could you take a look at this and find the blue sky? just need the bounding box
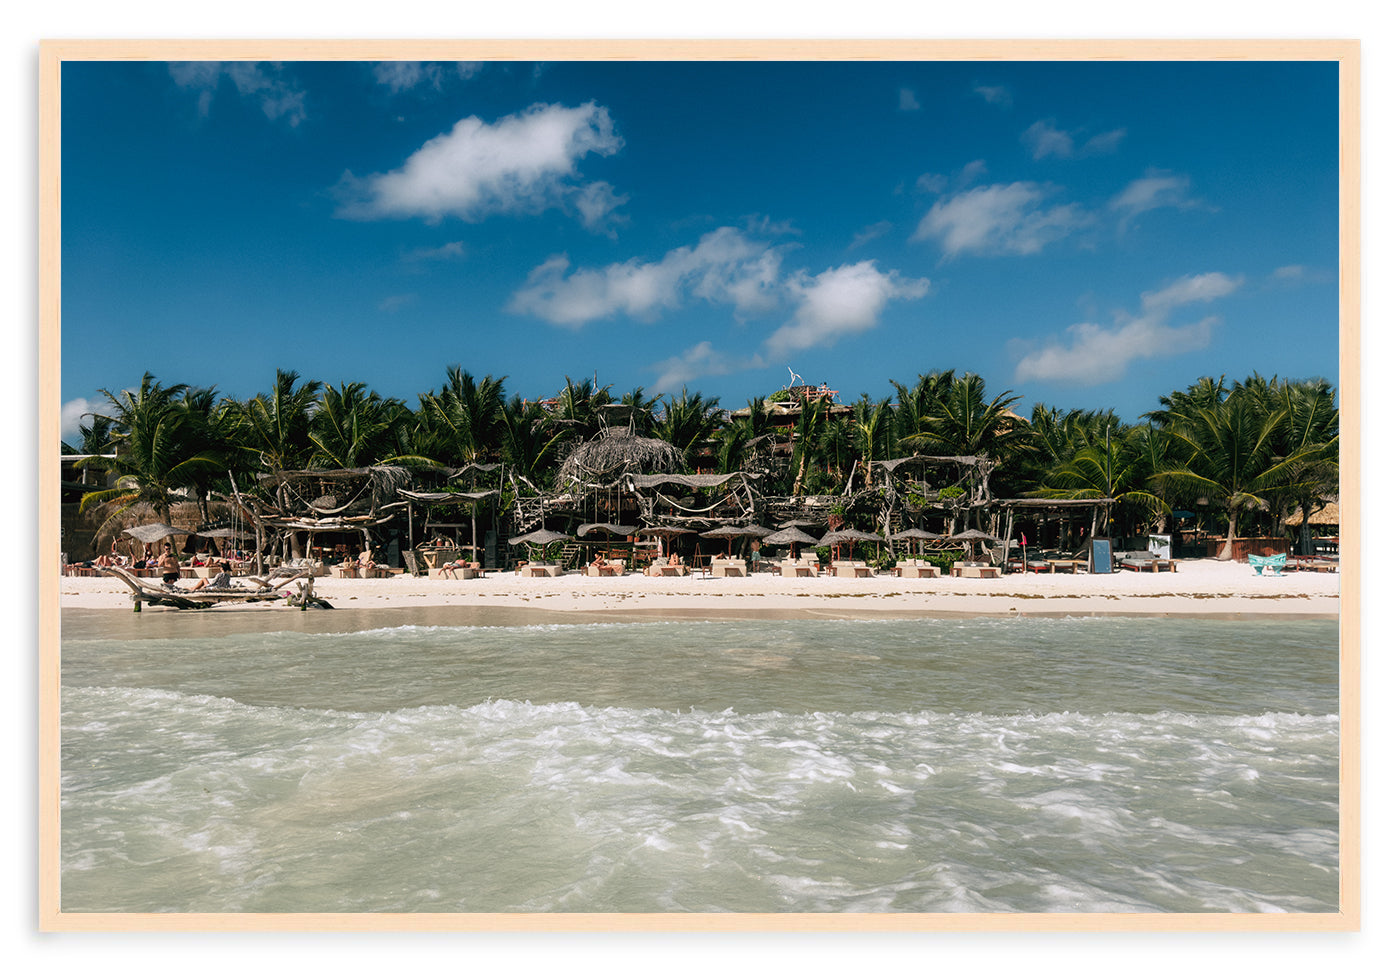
[59,58,1339,442]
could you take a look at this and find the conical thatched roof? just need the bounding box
[559,428,685,482]
[1285,500,1339,527]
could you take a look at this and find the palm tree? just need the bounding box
[789,394,829,495]
[227,369,322,475]
[890,368,955,443]
[499,394,571,484]
[1034,421,1170,536]
[308,382,419,469]
[850,394,893,488]
[417,366,507,465]
[77,372,227,530]
[655,388,724,468]
[1151,387,1327,559]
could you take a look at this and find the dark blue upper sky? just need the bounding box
[60,58,1340,439]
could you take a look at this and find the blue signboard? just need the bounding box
[1090,538,1113,574]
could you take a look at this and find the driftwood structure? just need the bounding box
[99,565,326,611]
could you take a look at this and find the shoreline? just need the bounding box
[57,558,1341,625]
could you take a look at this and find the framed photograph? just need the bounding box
[39,39,1359,931]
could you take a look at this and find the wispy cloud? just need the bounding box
[334,102,625,230]
[898,87,921,112]
[372,61,483,94]
[848,221,892,250]
[168,62,307,127]
[973,84,1012,108]
[765,262,930,357]
[912,181,1092,258]
[651,341,765,392]
[507,227,786,329]
[1108,169,1204,232]
[1022,119,1126,160]
[378,293,416,313]
[402,241,466,262]
[1013,271,1243,384]
[1269,264,1333,286]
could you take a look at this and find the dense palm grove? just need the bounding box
[67,366,1339,557]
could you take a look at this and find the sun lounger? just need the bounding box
[779,562,817,578]
[895,559,940,578]
[522,561,564,577]
[647,562,688,576]
[586,559,627,577]
[952,561,1002,578]
[710,557,748,577]
[1248,553,1286,576]
[831,560,874,578]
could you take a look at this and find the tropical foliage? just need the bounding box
[67,366,1339,556]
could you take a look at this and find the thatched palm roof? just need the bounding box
[559,428,685,482]
[1285,500,1339,527]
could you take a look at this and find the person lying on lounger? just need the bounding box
[190,561,239,591]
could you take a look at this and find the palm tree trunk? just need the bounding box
[1220,508,1239,561]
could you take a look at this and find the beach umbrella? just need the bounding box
[775,518,820,529]
[636,525,695,558]
[508,527,570,560]
[762,525,820,560]
[889,527,942,556]
[123,524,196,544]
[948,528,998,558]
[700,526,756,554]
[815,527,882,562]
[576,522,635,538]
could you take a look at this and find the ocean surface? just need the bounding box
[59,609,1339,914]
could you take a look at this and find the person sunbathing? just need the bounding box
[438,558,469,577]
[190,561,238,591]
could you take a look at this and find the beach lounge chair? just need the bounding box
[895,559,941,578]
[831,560,874,578]
[710,556,748,577]
[1248,553,1287,576]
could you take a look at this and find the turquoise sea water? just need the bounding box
[59,610,1339,913]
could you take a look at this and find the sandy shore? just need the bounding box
[58,558,1341,620]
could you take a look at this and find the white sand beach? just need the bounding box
[58,558,1341,618]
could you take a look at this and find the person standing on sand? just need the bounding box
[157,543,181,586]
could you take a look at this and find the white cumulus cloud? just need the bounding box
[913,181,1092,258]
[335,102,625,229]
[61,396,118,446]
[1013,272,1244,385]
[507,227,786,329]
[765,262,930,357]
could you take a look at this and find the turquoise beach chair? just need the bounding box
[1248,553,1286,576]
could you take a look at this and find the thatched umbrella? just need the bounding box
[948,528,998,558]
[889,527,943,556]
[124,524,196,544]
[816,527,883,563]
[762,525,821,560]
[576,522,635,538]
[508,527,571,561]
[700,524,772,557]
[636,525,695,559]
[775,518,820,529]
